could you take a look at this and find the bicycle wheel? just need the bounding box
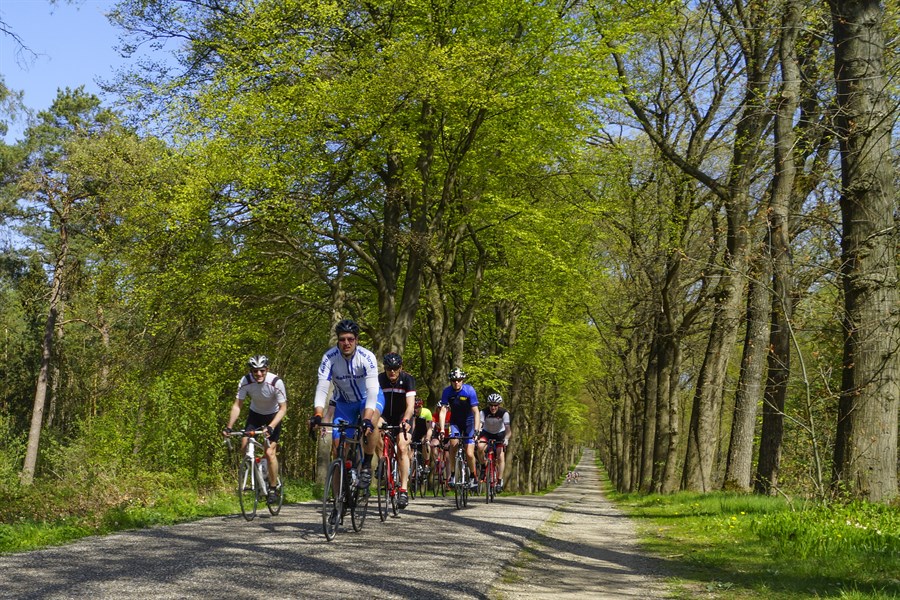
[322,460,342,541]
[409,452,419,499]
[454,458,464,509]
[376,457,389,522]
[389,456,399,516]
[431,458,440,497]
[439,458,448,497]
[267,475,284,515]
[350,473,368,532]
[237,458,258,521]
[461,460,469,508]
[485,458,494,504]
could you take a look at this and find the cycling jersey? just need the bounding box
[378,371,416,425]
[237,372,287,415]
[439,383,479,428]
[480,406,509,435]
[412,407,433,442]
[314,345,381,412]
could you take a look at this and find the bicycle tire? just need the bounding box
[267,475,284,515]
[409,452,419,499]
[323,460,342,541]
[237,458,258,521]
[376,457,389,522]
[389,455,399,516]
[461,457,470,508]
[350,476,368,532]
[454,458,464,509]
[485,457,494,504]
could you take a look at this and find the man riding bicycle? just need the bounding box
[224,355,287,504]
[411,398,434,473]
[477,392,511,492]
[376,352,416,509]
[307,319,384,491]
[438,368,480,490]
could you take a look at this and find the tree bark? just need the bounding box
[829,0,900,502]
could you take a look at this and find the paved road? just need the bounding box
[0,449,670,599]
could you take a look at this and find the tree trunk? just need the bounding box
[724,249,772,492]
[755,0,801,495]
[21,222,69,486]
[829,0,900,502]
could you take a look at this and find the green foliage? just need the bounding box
[613,486,900,599]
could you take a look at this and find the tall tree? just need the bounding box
[829,0,899,502]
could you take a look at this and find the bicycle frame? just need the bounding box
[226,429,282,521]
[317,421,368,541]
[376,424,404,521]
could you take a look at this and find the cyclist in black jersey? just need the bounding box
[377,352,416,509]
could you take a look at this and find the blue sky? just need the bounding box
[1,0,125,141]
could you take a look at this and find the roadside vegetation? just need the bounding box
[606,473,900,599]
[0,473,316,554]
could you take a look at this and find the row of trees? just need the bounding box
[0,0,897,502]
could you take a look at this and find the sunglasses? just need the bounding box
[251,368,267,373]
[338,336,357,343]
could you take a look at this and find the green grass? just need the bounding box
[605,472,900,599]
[0,472,316,554]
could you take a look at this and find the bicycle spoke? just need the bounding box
[238,459,258,521]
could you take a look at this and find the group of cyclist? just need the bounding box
[225,318,512,508]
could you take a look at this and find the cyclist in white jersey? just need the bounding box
[477,392,511,492]
[224,355,287,504]
[308,319,384,490]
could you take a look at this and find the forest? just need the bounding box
[0,0,897,505]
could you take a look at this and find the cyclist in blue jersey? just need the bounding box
[307,319,385,490]
[377,352,416,509]
[438,367,480,491]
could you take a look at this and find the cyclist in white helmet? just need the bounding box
[438,367,480,491]
[307,319,385,491]
[477,392,512,492]
[224,354,288,504]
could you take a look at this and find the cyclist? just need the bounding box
[411,398,434,473]
[224,355,287,504]
[477,392,511,492]
[376,352,416,509]
[307,319,384,491]
[438,368,480,490]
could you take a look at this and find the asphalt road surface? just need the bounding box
[0,449,670,599]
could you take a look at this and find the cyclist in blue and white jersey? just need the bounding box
[307,319,384,490]
[224,354,287,504]
[438,367,480,490]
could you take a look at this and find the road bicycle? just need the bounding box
[225,429,283,521]
[409,441,426,498]
[376,424,405,521]
[316,421,369,541]
[447,434,475,509]
[480,438,501,503]
[430,439,449,498]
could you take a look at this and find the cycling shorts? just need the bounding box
[245,409,282,443]
[449,422,476,445]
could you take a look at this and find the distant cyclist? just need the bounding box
[438,368,480,490]
[411,398,434,473]
[377,352,416,509]
[477,393,511,492]
[224,355,287,504]
[307,319,384,491]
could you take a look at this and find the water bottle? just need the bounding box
[260,457,269,478]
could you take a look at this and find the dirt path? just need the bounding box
[491,448,672,599]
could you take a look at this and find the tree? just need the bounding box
[829,0,899,503]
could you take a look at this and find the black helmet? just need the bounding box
[448,367,467,380]
[248,355,269,369]
[383,352,403,369]
[334,319,360,337]
[487,393,503,405]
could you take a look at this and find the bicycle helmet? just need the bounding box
[448,367,467,380]
[248,355,269,369]
[487,393,503,405]
[383,352,403,369]
[334,319,360,337]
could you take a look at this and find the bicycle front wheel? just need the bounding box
[376,457,389,522]
[238,458,258,521]
[485,459,494,504]
[350,475,368,532]
[323,460,342,541]
[409,452,419,499]
[454,459,464,509]
[268,476,284,515]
